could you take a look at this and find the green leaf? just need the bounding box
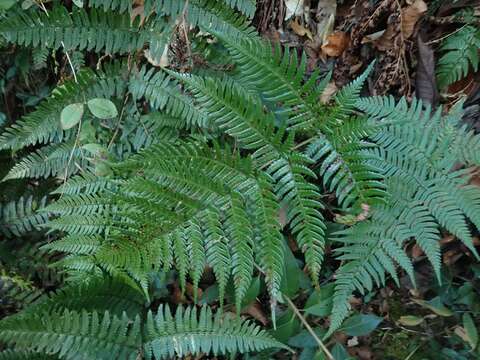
[398,315,424,327]
[288,328,326,348]
[413,297,454,317]
[271,309,301,343]
[81,143,107,157]
[340,314,383,336]
[463,313,478,350]
[304,284,334,317]
[241,277,261,308]
[72,0,84,7]
[60,103,84,130]
[280,241,307,297]
[87,98,118,119]
[331,343,350,360]
[0,0,16,10]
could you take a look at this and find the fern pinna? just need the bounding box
[1,0,480,358]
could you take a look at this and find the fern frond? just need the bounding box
[129,67,209,128]
[0,6,172,59]
[0,66,127,150]
[0,196,48,237]
[27,276,146,317]
[0,350,58,360]
[437,25,480,88]
[202,209,231,305]
[327,95,480,335]
[3,142,89,180]
[211,34,327,130]
[226,193,254,312]
[0,310,140,360]
[143,305,286,359]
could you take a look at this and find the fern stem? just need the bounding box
[284,295,334,360]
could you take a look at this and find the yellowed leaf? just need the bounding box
[398,315,424,326]
[290,19,313,40]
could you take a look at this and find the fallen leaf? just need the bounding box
[411,244,424,258]
[290,19,313,40]
[440,234,455,245]
[401,0,427,39]
[413,297,454,317]
[398,315,424,326]
[320,82,338,104]
[145,44,169,68]
[131,5,146,26]
[284,0,304,20]
[463,313,479,349]
[316,0,337,43]
[361,30,386,44]
[373,24,397,51]
[416,35,439,106]
[455,326,470,343]
[242,302,268,325]
[322,31,350,57]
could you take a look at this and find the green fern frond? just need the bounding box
[0,66,127,150]
[128,67,209,128]
[52,171,114,196]
[0,196,48,237]
[326,95,480,336]
[143,305,286,359]
[3,142,89,181]
[0,310,140,360]
[26,276,146,317]
[0,273,42,309]
[0,6,172,59]
[226,192,254,312]
[211,34,327,130]
[437,25,480,88]
[0,350,58,360]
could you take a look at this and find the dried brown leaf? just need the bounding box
[242,302,268,325]
[416,36,439,106]
[401,0,427,39]
[322,31,350,57]
[290,19,313,40]
[320,82,338,104]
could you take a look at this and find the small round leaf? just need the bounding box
[60,103,84,130]
[87,98,118,119]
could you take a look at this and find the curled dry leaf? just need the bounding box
[401,0,427,39]
[322,31,350,57]
[145,44,169,68]
[290,19,313,40]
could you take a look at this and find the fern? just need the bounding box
[0,7,172,60]
[0,298,284,359]
[3,142,89,180]
[0,65,127,150]
[437,25,480,88]
[3,0,480,355]
[0,196,48,237]
[326,96,480,336]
